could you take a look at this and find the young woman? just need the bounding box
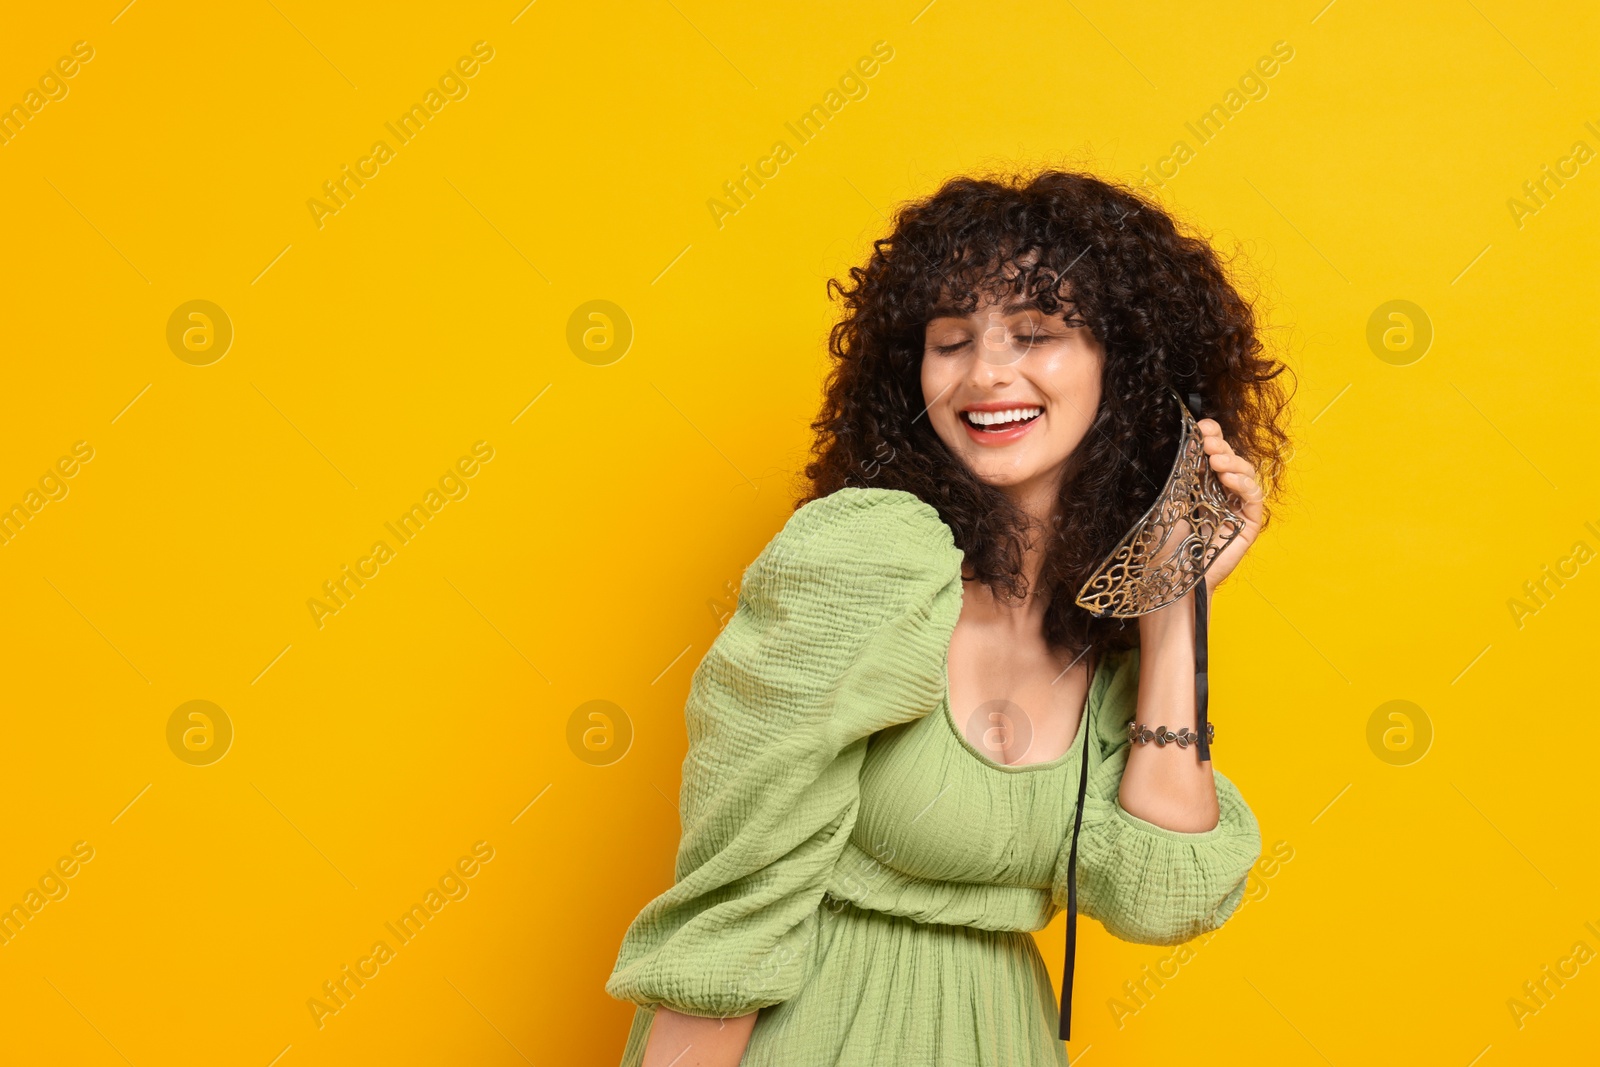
[606,169,1293,1066]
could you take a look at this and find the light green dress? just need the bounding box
[607,487,1261,1065]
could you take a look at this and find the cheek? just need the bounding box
[1036,354,1102,446]
[1037,348,1101,407]
[919,357,958,426]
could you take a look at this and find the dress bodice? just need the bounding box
[827,652,1118,932]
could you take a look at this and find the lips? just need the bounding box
[961,411,1041,432]
[958,406,1043,446]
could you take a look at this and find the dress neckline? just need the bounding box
[939,632,1100,774]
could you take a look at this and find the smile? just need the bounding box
[959,404,1043,444]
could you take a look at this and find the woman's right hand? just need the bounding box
[640,1005,758,1067]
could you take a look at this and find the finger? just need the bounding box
[1219,496,1263,541]
[1211,452,1260,485]
[1218,471,1266,526]
[1209,450,1252,475]
[1219,468,1264,499]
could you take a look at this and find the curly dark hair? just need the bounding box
[798,167,1295,660]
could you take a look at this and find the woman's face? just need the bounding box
[920,289,1106,502]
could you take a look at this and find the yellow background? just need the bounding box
[2,1,1596,1064]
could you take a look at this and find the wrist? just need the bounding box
[1138,589,1195,642]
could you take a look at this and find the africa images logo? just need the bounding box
[306,42,496,230]
[305,841,496,1030]
[306,442,495,629]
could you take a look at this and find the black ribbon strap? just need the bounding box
[1059,686,1094,1041]
[1194,576,1212,763]
[1061,579,1213,1040]
[1185,389,1214,765]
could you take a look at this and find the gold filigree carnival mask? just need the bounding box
[1073,386,1248,761]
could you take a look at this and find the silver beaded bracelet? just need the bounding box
[1128,720,1215,749]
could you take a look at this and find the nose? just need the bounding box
[965,343,1017,390]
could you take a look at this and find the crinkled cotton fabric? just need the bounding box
[606,487,1261,1066]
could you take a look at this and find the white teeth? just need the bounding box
[964,406,1042,426]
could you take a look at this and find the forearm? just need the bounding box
[640,1006,758,1067]
[1118,586,1221,832]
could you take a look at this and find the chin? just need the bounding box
[966,464,1038,488]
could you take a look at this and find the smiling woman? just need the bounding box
[606,167,1294,1067]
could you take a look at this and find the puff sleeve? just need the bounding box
[605,487,965,1018]
[1066,646,1262,945]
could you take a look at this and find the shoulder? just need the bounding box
[749,487,963,596]
[768,487,958,567]
[685,488,964,754]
